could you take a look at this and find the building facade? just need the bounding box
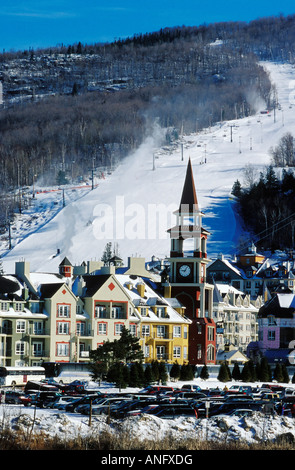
[0,258,191,367]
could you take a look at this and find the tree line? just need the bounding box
[231,165,295,251]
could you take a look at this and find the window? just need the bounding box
[98,323,107,335]
[268,330,275,341]
[173,346,181,358]
[16,320,26,333]
[95,305,107,318]
[207,326,214,341]
[142,325,150,337]
[184,326,188,339]
[57,322,69,335]
[32,342,43,357]
[156,345,166,359]
[183,347,188,360]
[1,302,8,311]
[112,306,123,319]
[16,342,26,355]
[141,307,148,316]
[57,304,70,317]
[157,307,166,318]
[173,326,181,337]
[15,303,23,312]
[268,315,276,326]
[207,344,215,361]
[157,325,166,338]
[56,343,69,357]
[76,322,85,336]
[115,323,124,335]
[129,324,137,336]
[33,321,44,334]
[144,345,150,358]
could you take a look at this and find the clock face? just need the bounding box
[179,264,191,277]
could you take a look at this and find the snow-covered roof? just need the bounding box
[114,274,191,324]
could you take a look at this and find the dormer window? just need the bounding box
[141,307,148,317]
[267,315,276,326]
[157,307,166,318]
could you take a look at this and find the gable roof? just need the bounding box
[39,283,65,299]
[82,274,113,297]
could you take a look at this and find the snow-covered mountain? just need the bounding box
[1,61,294,275]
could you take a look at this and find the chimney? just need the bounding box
[136,282,145,297]
[163,284,171,298]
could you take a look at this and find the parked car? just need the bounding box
[53,396,83,410]
[144,403,197,419]
[180,384,201,392]
[4,390,24,404]
[111,399,158,418]
[208,401,265,417]
[258,392,281,402]
[19,393,38,407]
[172,391,207,400]
[64,394,101,412]
[139,385,174,395]
[226,409,255,417]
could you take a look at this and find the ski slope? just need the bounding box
[2,61,295,275]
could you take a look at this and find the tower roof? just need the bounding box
[179,158,199,213]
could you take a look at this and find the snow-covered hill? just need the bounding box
[1,61,295,275]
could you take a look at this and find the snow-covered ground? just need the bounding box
[1,378,295,446]
[1,61,295,275]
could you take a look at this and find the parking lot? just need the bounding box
[1,381,295,420]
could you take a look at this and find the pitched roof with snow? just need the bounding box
[114,274,191,324]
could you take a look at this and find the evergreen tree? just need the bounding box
[151,360,160,383]
[200,365,209,380]
[101,242,113,264]
[218,363,231,382]
[231,179,242,197]
[231,362,241,381]
[144,364,153,386]
[273,363,284,383]
[258,357,271,382]
[107,362,127,389]
[170,361,181,381]
[281,364,290,384]
[180,364,194,381]
[241,362,252,382]
[248,359,256,382]
[129,363,140,387]
[158,362,168,384]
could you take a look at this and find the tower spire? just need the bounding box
[179,158,199,213]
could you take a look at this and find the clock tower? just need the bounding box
[166,158,216,365]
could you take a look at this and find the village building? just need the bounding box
[0,256,191,367]
[212,282,260,354]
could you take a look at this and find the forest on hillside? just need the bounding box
[1,14,295,231]
[231,165,295,252]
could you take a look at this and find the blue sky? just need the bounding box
[1,0,295,51]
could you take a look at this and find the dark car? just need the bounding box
[145,403,197,419]
[4,390,24,404]
[64,394,101,412]
[32,391,62,408]
[209,400,266,417]
[111,399,159,418]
